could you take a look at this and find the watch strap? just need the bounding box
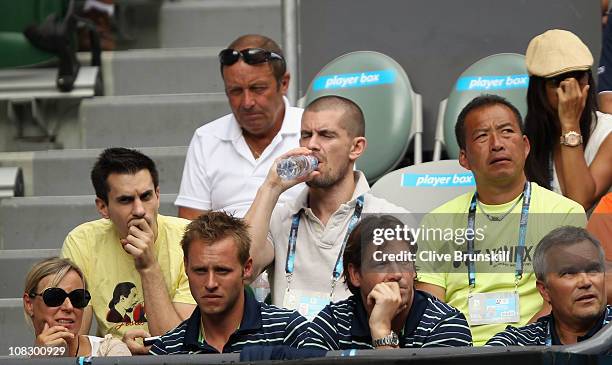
[372,330,399,347]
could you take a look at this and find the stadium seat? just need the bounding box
[302,51,423,183]
[0,0,66,68]
[370,159,475,214]
[433,53,528,160]
[0,167,24,198]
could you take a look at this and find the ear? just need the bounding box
[536,279,551,304]
[349,136,367,162]
[154,186,161,210]
[408,268,417,282]
[242,257,254,281]
[522,134,531,159]
[23,293,34,317]
[279,73,290,95]
[95,197,109,219]
[347,263,362,289]
[458,149,471,170]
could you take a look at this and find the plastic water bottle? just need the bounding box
[252,271,270,302]
[276,155,318,180]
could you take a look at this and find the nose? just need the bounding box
[384,269,403,283]
[577,272,593,289]
[205,273,218,291]
[60,296,74,311]
[306,134,320,151]
[132,198,145,218]
[490,132,504,151]
[241,90,256,110]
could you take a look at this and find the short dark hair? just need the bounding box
[533,226,605,282]
[181,211,251,266]
[305,95,366,138]
[222,34,287,85]
[342,215,417,296]
[455,94,523,150]
[90,148,159,204]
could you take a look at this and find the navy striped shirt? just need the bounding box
[150,290,309,355]
[300,290,472,350]
[486,305,612,346]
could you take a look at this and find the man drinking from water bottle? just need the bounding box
[244,95,407,319]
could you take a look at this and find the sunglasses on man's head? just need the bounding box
[218,48,284,66]
[29,288,91,308]
[546,71,589,88]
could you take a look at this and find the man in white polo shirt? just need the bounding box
[176,34,303,219]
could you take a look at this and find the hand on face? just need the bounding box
[265,147,320,193]
[121,216,156,272]
[366,281,407,338]
[35,322,74,354]
[556,78,589,130]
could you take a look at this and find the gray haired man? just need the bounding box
[486,226,611,346]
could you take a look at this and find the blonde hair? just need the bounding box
[23,257,86,329]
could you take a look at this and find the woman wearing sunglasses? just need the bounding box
[23,257,131,357]
[523,29,612,211]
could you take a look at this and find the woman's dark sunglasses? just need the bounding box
[547,71,589,88]
[29,287,91,308]
[218,48,284,66]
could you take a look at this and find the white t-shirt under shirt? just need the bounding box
[175,97,304,217]
[87,335,131,356]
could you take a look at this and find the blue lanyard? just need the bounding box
[467,182,531,288]
[545,315,611,346]
[285,195,365,284]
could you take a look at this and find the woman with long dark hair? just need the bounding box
[524,29,612,210]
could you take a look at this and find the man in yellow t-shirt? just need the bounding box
[61,148,196,343]
[416,95,586,346]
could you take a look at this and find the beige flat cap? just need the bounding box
[525,29,593,77]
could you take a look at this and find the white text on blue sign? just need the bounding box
[402,173,476,187]
[313,69,396,91]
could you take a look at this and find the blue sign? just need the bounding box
[456,74,529,91]
[402,173,475,187]
[313,69,396,91]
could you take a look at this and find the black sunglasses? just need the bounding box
[29,288,91,308]
[546,70,589,88]
[218,48,284,66]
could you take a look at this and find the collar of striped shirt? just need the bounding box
[350,290,429,340]
[183,289,264,350]
[547,306,610,345]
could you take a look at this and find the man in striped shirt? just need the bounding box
[150,212,309,355]
[300,215,473,350]
[487,226,611,346]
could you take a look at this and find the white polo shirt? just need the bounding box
[175,97,304,217]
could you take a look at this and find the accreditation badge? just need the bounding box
[468,291,520,325]
[282,289,330,320]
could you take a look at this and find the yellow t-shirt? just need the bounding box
[61,214,195,338]
[416,182,586,346]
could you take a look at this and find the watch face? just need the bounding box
[390,331,399,346]
[562,132,582,146]
[567,134,580,145]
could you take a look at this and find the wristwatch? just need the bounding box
[560,131,583,147]
[372,330,399,348]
